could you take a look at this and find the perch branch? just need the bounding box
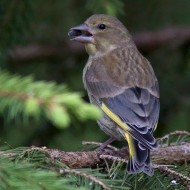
[46,142,190,168]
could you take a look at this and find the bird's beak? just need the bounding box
[68,23,93,43]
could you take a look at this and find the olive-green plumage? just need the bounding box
[68,14,160,176]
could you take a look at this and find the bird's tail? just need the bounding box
[125,134,154,176]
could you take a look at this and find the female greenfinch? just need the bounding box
[68,14,160,176]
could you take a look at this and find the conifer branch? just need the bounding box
[0,72,101,128]
[46,142,190,168]
[0,90,43,103]
[1,131,190,189]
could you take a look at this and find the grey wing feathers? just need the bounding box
[102,87,159,149]
[87,80,125,98]
[103,87,160,132]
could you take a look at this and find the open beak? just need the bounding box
[68,23,93,43]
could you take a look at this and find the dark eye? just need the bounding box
[98,24,106,30]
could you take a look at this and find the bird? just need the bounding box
[68,14,160,176]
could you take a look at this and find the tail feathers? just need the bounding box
[143,152,154,176]
[127,139,154,176]
[129,128,158,150]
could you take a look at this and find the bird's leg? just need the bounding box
[97,137,116,150]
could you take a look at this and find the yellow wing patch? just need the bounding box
[101,102,136,157]
[125,133,136,157]
[101,102,131,132]
[154,122,158,131]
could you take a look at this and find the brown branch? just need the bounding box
[133,27,190,52]
[8,42,84,63]
[45,142,190,185]
[46,143,190,168]
[1,139,190,186]
[7,26,190,63]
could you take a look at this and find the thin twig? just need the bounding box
[154,164,190,185]
[157,131,190,142]
[82,141,118,151]
[61,168,112,190]
[0,90,44,104]
[100,155,127,163]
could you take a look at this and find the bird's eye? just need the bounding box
[98,24,106,30]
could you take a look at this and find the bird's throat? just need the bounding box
[85,42,118,57]
[85,43,97,56]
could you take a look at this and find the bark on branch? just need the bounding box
[8,26,190,63]
[46,143,190,168]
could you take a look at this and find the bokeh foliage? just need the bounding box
[0,0,190,150]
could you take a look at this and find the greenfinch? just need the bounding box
[68,14,160,176]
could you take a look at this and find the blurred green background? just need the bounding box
[0,0,190,151]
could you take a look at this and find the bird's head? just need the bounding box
[68,14,132,55]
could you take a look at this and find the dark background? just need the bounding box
[1,0,190,151]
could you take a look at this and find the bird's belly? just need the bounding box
[97,114,124,140]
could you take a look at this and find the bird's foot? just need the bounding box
[97,137,115,152]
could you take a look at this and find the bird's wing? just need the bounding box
[85,50,159,150]
[87,81,160,149]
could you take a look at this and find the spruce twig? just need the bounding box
[61,168,112,190]
[82,141,119,151]
[154,164,190,186]
[157,131,190,142]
